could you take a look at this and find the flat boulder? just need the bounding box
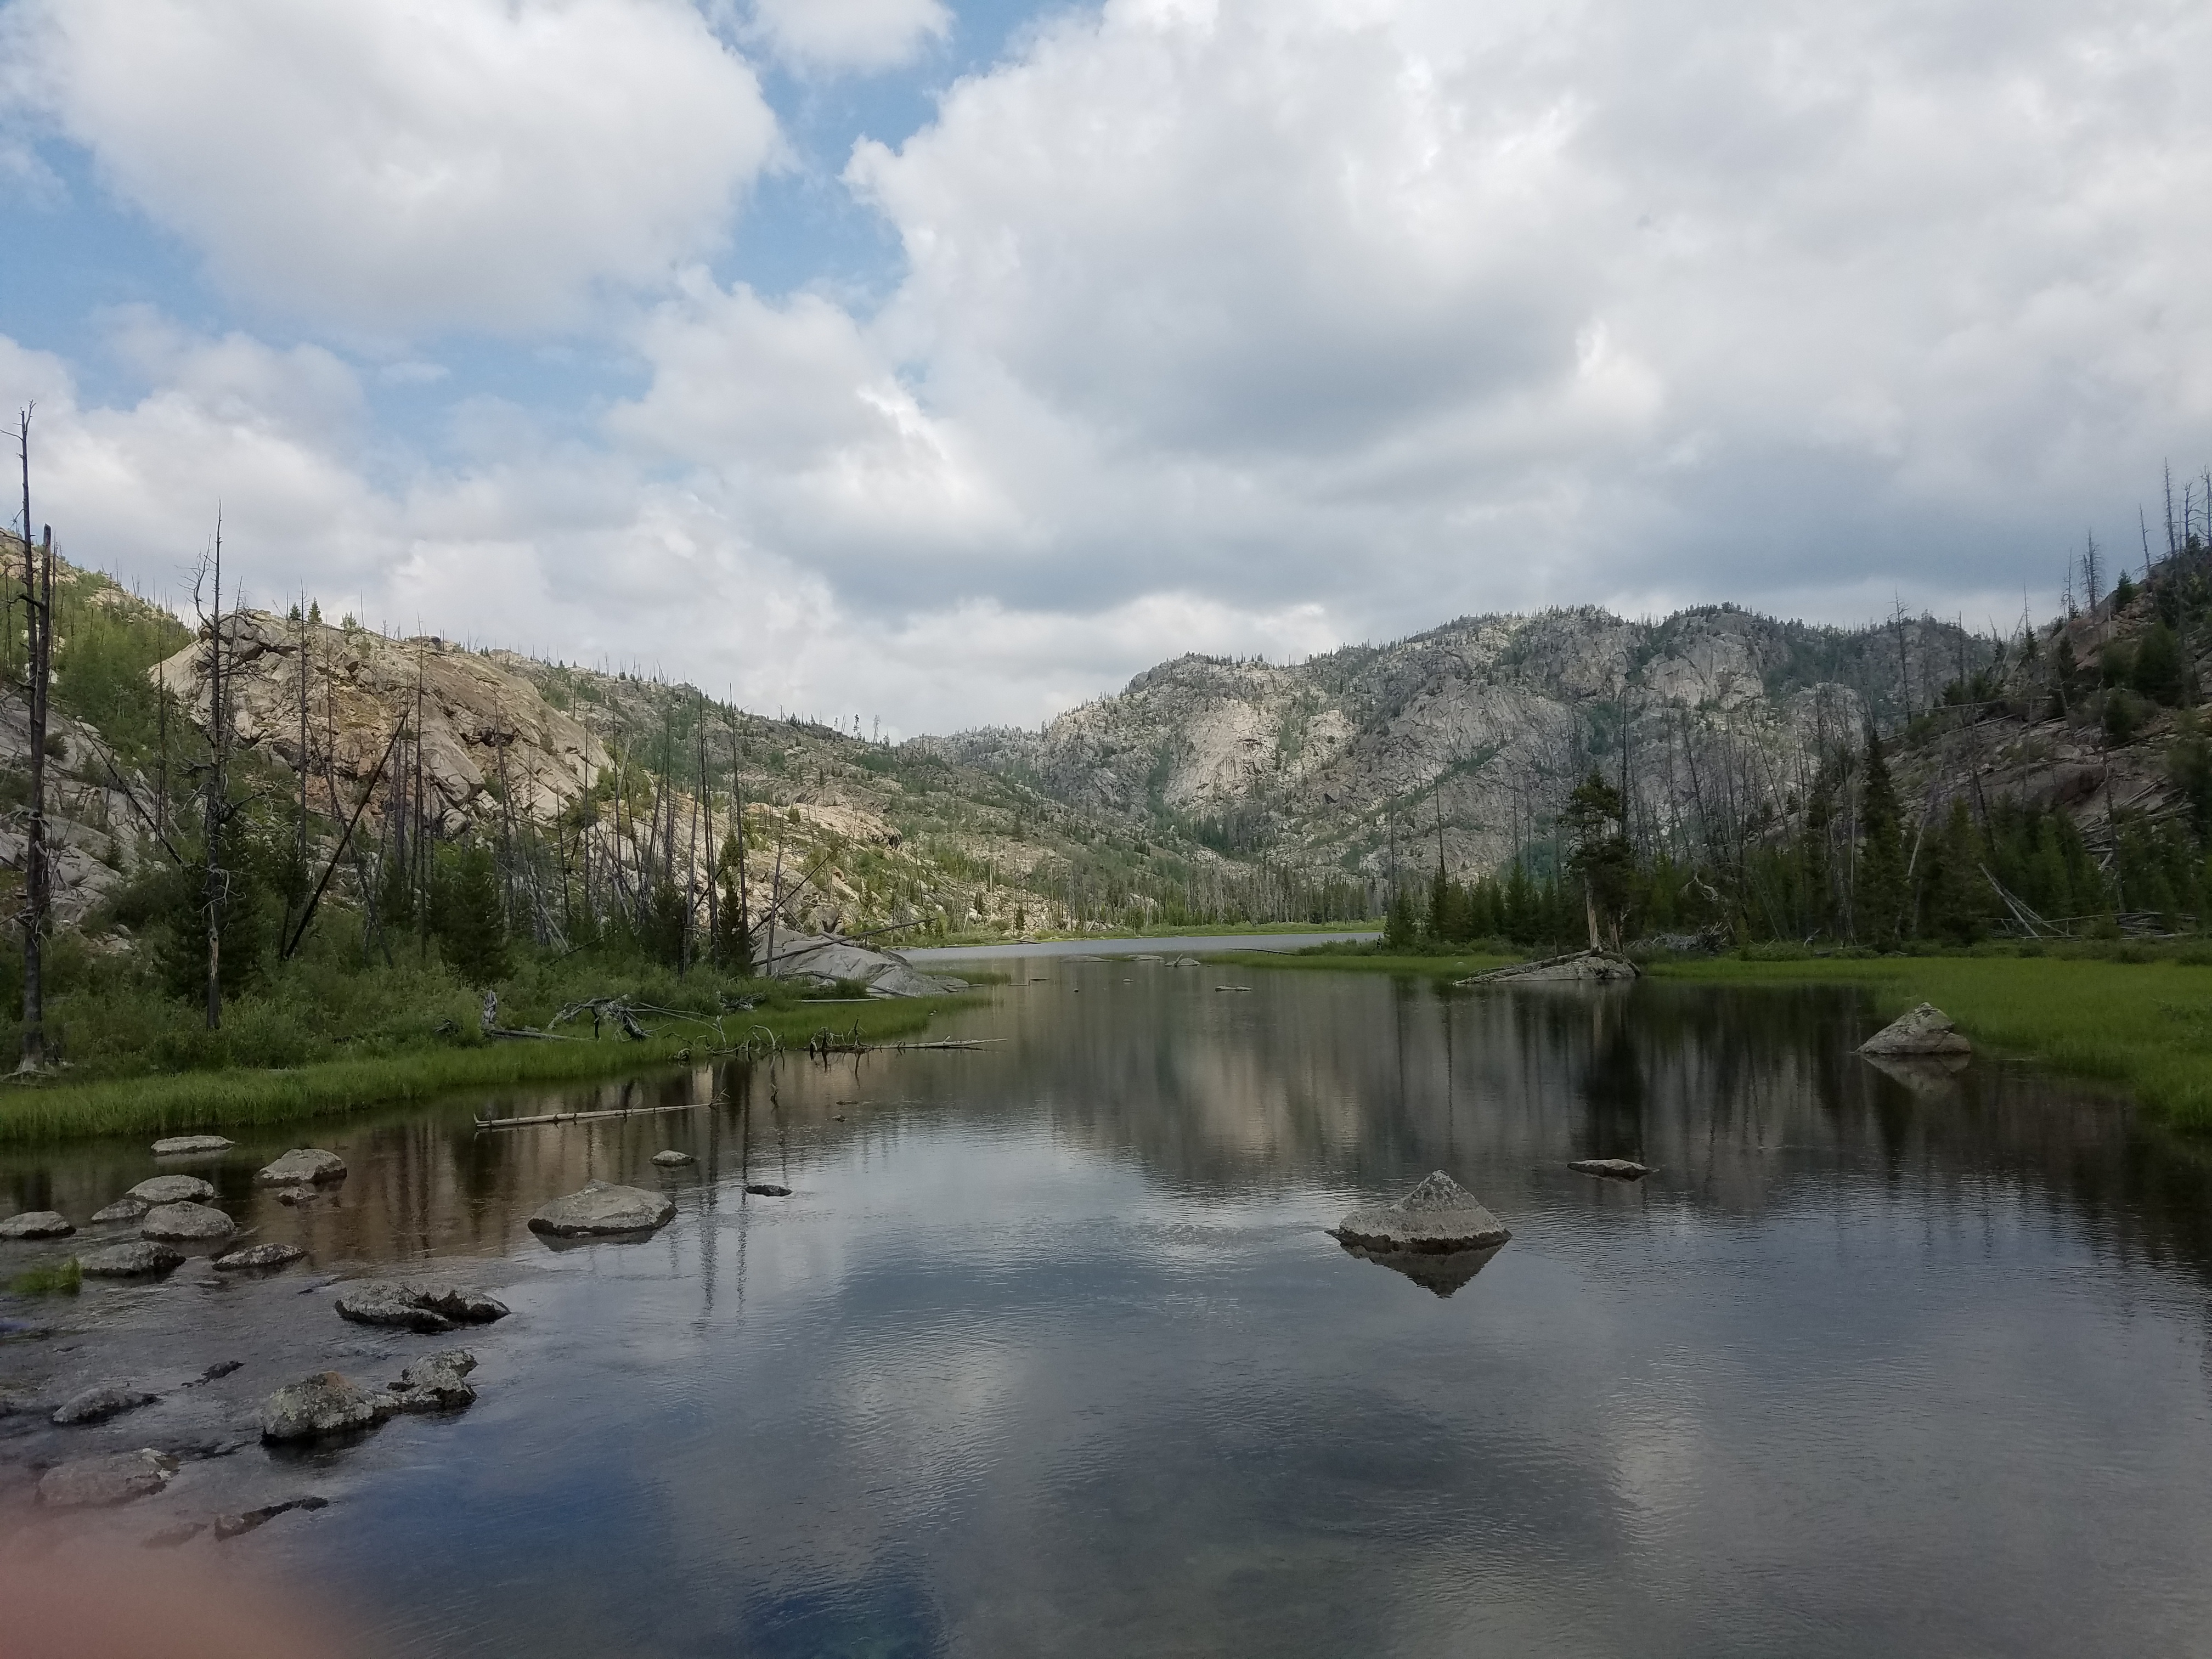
[153,1135,233,1156]
[388,1350,478,1413]
[52,1384,157,1426]
[80,1241,184,1278]
[1,1210,74,1240]
[140,1202,235,1243]
[260,1372,394,1442]
[91,1197,152,1223]
[528,1180,675,1238]
[38,1448,179,1508]
[255,1148,347,1186]
[1332,1171,1511,1254]
[335,1281,509,1333]
[1460,950,1639,985]
[1859,1003,1972,1057]
[763,933,969,998]
[650,1149,696,1167]
[1568,1159,1651,1180]
[213,1242,307,1272]
[128,1174,216,1205]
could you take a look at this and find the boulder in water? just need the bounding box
[213,1496,329,1539]
[255,1148,347,1186]
[1,1210,74,1240]
[1460,950,1639,985]
[140,1201,234,1242]
[51,1384,157,1426]
[651,1149,695,1167]
[37,1448,179,1508]
[1568,1159,1651,1180]
[1332,1171,1511,1253]
[260,1372,394,1442]
[335,1281,508,1332]
[1858,1003,1971,1057]
[91,1197,152,1223]
[388,1350,478,1413]
[153,1135,233,1156]
[79,1241,184,1278]
[213,1242,307,1272]
[128,1174,215,1205]
[528,1180,675,1238]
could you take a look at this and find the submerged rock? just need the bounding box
[142,1520,206,1549]
[79,1240,185,1278]
[1459,950,1639,985]
[91,1197,153,1224]
[743,1183,792,1198]
[1858,1003,1972,1057]
[37,1448,179,1508]
[528,1180,675,1238]
[152,1135,233,1156]
[52,1384,157,1426]
[255,1148,347,1186]
[334,1281,509,1333]
[214,1495,329,1539]
[139,1201,235,1242]
[213,1242,307,1272]
[1,1210,74,1240]
[388,1350,478,1413]
[260,1373,394,1442]
[128,1174,216,1206]
[1568,1159,1651,1180]
[1332,1171,1511,1254]
[650,1149,696,1167]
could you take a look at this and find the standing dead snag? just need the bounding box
[14,407,52,1071]
[195,520,231,1031]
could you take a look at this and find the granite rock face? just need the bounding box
[0,1210,74,1240]
[255,1148,348,1186]
[1858,1003,1972,1057]
[79,1240,185,1277]
[528,1181,676,1238]
[128,1175,216,1205]
[260,1373,394,1442]
[37,1448,179,1507]
[1332,1172,1511,1254]
[139,1202,235,1242]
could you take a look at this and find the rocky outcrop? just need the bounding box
[260,1373,394,1442]
[79,1241,184,1277]
[335,1282,509,1333]
[1859,1003,1972,1057]
[528,1180,676,1238]
[128,1175,215,1205]
[255,1148,347,1186]
[139,1202,235,1242]
[152,1135,233,1156]
[1332,1171,1512,1252]
[761,934,969,997]
[1461,950,1639,985]
[1,1210,74,1239]
[37,1449,179,1507]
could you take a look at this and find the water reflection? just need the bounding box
[4,964,2212,1658]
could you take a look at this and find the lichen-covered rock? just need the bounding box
[212,1242,307,1272]
[152,1135,233,1156]
[91,1197,153,1223]
[1331,1171,1511,1253]
[528,1180,675,1238]
[388,1350,478,1413]
[255,1148,347,1186]
[1568,1159,1651,1180]
[0,1210,74,1240]
[128,1175,216,1205]
[335,1280,508,1332]
[52,1384,157,1426]
[651,1149,695,1167]
[1858,1003,1972,1057]
[260,1372,393,1442]
[37,1448,178,1507]
[79,1240,184,1277]
[139,1201,235,1242]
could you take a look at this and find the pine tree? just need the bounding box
[2132,620,2188,707]
[1854,728,1906,947]
[432,842,510,986]
[1920,800,1988,945]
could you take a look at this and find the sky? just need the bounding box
[0,0,2208,737]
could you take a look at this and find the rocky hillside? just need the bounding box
[930,605,1989,881]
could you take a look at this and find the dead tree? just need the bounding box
[14,408,52,1070]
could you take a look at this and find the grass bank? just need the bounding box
[1214,943,2212,1130]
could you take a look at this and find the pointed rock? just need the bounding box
[1858,1002,1971,1057]
[1332,1171,1511,1253]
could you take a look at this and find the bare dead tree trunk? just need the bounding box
[200,522,227,1031]
[16,405,49,1071]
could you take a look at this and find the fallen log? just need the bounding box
[474,1100,714,1131]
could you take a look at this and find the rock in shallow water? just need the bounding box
[1568,1159,1651,1180]
[335,1281,509,1332]
[139,1201,235,1242]
[128,1174,216,1205]
[528,1180,675,1238]
[1331,1171,1512,1253]
[388,1350,478,1413]
[91,1197,153,1223]
[1858,1002,1972,1057]
[0,1210,74,1240]
[214,1495,329,1539]
[152,1135,233,1156]
[256,1147,347,1186]
[52,1383,157,1425]
[651,1149,695,1167]
[213,1242,306,1272]
[80,1240,184,1278]
[261,1372,394,1441]
[37,1448,179,1507]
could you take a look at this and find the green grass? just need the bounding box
[0,994,951,1145]
[7,1257,81,1295]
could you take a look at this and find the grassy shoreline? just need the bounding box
[0,995,951,1146]
[1210,946,2212,1129]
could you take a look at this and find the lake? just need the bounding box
[5,958,2212,1657]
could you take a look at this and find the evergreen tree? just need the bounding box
[431,841,510,986]
[1562,771,1635,947]
[1385,885,1418,949]
[1855,728,1906,947]
[1919,800,1988,945]
[2132,620,2189,707]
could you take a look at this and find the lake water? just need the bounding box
[6,960,2212,1657]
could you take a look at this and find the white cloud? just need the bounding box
[4,0,777,334]
[744,0,950,74]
